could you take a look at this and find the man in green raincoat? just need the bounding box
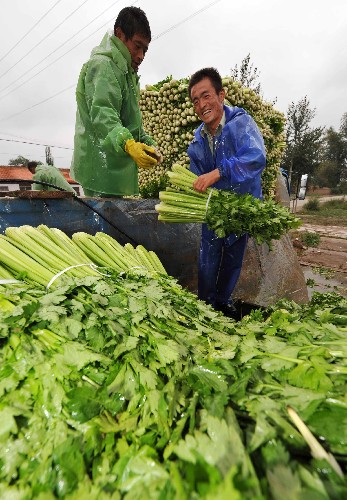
[70,6,160,197]
[28,162,75,193]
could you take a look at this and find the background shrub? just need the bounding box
[303,198,320,211]
[301,231,321,247]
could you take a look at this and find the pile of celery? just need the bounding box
[0,225,166,287]
[156,165,301,243]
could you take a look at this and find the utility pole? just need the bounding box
[45,146,54,166]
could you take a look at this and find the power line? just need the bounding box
[0,131,71,154]
[0,0,222,122]
[0,137,73,150]
[1,0,215,101]
[0,130,43,141]
[0,0,123,97]
[153,0,222,40]
[0,10,126,103]
[0,26,109,102]
[0,153,68,158]
[0,0,64,64]
[0,0,91,81]
[0,84,76,122]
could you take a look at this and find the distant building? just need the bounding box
[0,165,84,196]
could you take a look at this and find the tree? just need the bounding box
[8,155,30,166]
[45,146,54,166]
[8,155,43,167]
[282,96,324,190]
[340,112,347,139]
[338,113,347,181]
[316,114,347,188]
[315,160,341,188]
[230,53,262,95]
[319,127,347,184]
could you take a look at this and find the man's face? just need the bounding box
[116,28,150,72]
[191,77,225,133]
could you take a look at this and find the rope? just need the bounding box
[46,263,110,290]
[205,188,215,217]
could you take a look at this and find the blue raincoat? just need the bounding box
[187,104,266,308]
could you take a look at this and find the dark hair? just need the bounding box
[188,67,223,98]
[27,161,38,172]
[114,7,151,41]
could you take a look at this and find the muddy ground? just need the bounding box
[292,224,347,299]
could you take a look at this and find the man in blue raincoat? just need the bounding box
[187,67,266,316]
[71,7,161,197]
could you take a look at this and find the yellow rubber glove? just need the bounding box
[125,139,158,169]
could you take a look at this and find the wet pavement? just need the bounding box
[293,224,347,298]
[297,224,347,239]
[302,266,347,299]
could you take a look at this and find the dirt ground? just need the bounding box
[292,225,347,299]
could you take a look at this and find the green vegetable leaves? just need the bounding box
[207,190,302,242]
[0,272,346,498]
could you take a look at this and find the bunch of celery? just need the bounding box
[72,231,167,275]
[0,274,346,498]
[156,164,301,243]
[0,225,166,288]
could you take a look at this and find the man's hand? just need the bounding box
[153,148,163,164]
[147,147,164,164]
[125,139,158,169]
[193,169,220,193]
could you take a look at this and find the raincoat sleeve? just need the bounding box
[139,128,156,147]
[83,59,133,153]
[219,114,266,186]
[189,155,200,176]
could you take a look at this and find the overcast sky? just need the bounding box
[0,0,346,168]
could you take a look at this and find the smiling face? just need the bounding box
[191,77,225,134]
[116,28,150,72]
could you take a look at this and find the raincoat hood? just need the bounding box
[32,164,74,192]
[91,33,131,77]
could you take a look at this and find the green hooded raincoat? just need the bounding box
[70,33,154,196]
[32,165,75,192]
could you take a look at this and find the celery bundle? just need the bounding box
[0,225,167,288]
[156,164,301,243]
[72,232,167,275]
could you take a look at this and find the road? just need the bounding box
[291,195,346,211]
[292,194,347,239]
[296,223,347,239]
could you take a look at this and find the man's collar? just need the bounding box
[201,110,226,137]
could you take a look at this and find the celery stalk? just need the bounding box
[0,235,54,286]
